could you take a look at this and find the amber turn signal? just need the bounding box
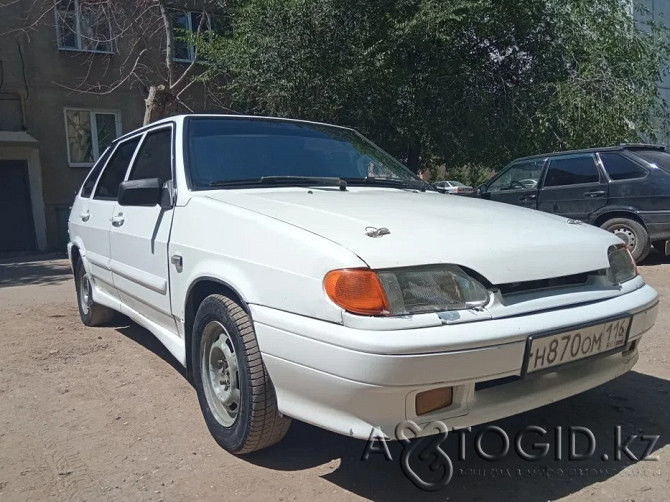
[324,269,390,315]
[415,387,453,416]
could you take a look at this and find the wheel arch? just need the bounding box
[183,277,250,380]
[592,209,646,228]
[70,244,82,272]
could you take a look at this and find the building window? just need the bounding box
[64,109,121,167]
[55,0,113,53]
[172,11,211,62]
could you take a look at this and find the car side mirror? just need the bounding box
[118,178,163,206]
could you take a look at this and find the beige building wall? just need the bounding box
[0,0,215,250]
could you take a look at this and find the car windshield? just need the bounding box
[186,117,419,189]
[449,181,465,187]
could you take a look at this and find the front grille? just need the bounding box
[495,272,589,296]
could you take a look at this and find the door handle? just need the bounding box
[519,194,537,201]
[110,214,125,227]
[584,190,606,198]
[79,210,90,222]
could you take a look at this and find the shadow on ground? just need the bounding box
[0,253,70,288]
[115,315,669,502]
[639,248,670,267]
[251,371,669,501]
[111,318,188,380]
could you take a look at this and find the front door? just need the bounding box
[484,158,546,210]
[0,160,35,252]
[109,126,176,332]
[80,137,142,300]
[537,154,608,221]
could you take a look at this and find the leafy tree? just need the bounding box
[199,0,670,173]
[1,0,227,125]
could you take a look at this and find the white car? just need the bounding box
[433,180,473,194]
[68,115,659,454]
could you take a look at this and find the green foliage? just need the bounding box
[197,0,670,173]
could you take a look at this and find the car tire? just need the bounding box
[192,294,290,454]
[601,218,651,262]
[75,260,117,326]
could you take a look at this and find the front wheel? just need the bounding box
[74,261,116,326]
[192,294,290,454]
[600,218,651,262]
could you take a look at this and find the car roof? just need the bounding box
[510,143,666,163]
[111,113,355,145]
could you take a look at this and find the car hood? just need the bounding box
[204,188,621,284]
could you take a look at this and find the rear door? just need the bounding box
[537,154,608,220]
[485,158,546,209]
[108,125,176,332]
[78,137,141,300]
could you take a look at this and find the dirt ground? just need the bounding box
[0,252,669,502]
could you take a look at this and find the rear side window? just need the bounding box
[94,137,141,200]
[631,150,670,173]
[544,155,600,187]
[129,128,173,182]
[599,153,647,180]
[80,146,113,198]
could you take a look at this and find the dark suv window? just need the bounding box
[544,155,600,187]
[631,149,670,173]
[599,153,647,180]
[94,137,141,200]
[129,128,173,182]
[80,146,113,198]
[488,159,545,191]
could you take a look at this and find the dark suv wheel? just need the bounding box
[601,218,651,262]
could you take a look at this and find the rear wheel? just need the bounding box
[192,294,290,454]
[600,218,651,262]
[74,261,116,326]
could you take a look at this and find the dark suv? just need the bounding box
[479,144,670,261]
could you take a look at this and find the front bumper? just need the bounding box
[251,284,658,440]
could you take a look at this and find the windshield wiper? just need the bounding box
[209,176,347,190]
[344,176,432,192]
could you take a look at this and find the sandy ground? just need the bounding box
[0,252,669,502]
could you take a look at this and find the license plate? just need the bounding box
[523,317,631,375]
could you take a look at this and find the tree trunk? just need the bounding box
[406,136,421,173]
[144,84,173,125]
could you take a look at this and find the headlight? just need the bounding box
[324,265,489,316]
[607,244,637,284]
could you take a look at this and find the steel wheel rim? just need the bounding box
[200,321,240,427]
[79,273,91,315]
[612,226,637,251]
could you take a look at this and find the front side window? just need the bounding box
[129,128,173,183]
[55,0,113,53]
[65,109,121,166]
[488,159,545,191]
[599,153,647,181]
[543,155,600,187]
[94,137,140,200]
[186,118,418,189]
[172,11,211,62]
